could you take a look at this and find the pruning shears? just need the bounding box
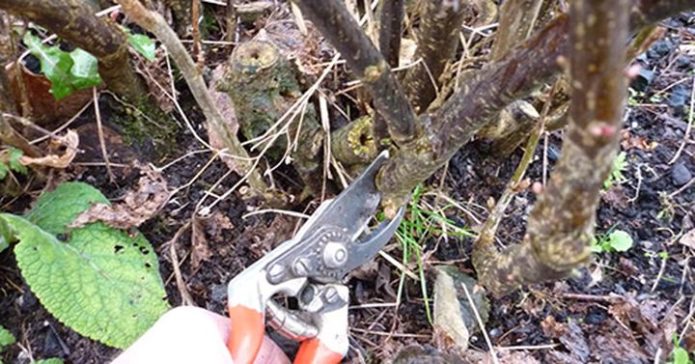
[226,151,404,364]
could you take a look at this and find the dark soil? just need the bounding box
[1,5,694,364]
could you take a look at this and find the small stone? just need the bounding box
[668,85,690,112]
[671,162,692,187]
[675,56,691,70]
[647,39,673,59]
[209,283,227,304]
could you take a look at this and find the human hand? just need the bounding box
[112,306,289,364]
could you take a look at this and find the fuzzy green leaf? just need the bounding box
[2,214,169,348]
[0,182,169,348]
[127,33,156,61]
[68,48,102,89]
[0,325,15,350]
[607,230,633,252]
[24,182,108,236]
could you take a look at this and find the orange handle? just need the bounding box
[227,305,265,364]
[293,338,343,364]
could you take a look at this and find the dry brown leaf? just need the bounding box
[607,295,680,360]
[190,217,210,271]
[541,316,589,364]
[20,130,79,169]
[679,229,695,249]
[590,319,648,363]
[70,165,169,229]
[621,131,658,151]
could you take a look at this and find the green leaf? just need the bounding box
[0,182,169,348]
[608,230,633,252]
[7,148,27,175]
[68,48,102,89]
[23,33,75,100]
[2,214,169,348]
[672,347,691,364]
[127,33,156,61]
[25,182,108,236]
[23,33,102,100]
[0,218,9,253]
[0,163,8,180]
[0,325,15,350]
[35,359,64,364]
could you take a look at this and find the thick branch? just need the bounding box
[474,0,630,295]
[116,0,269,196]
[376,0,695,203]
[401,0,467,114]
[378,0,404,68]
[0,0,146,101]
[291,0,418,144]
[490,0,545,61]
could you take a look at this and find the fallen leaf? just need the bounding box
[621,131,658,151]
[541,316,589,364]
[679,229,695,249]
[20,130,79,169]
[590,319,648,363]
[607,295,680,360]
[190,217,210,271]
[70,165,169,229]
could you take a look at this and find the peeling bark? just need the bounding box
[401,0,467,114]
[473,0,630,296]
[291,0,418,144]
[0,0,146,102]
[378,0,404,68]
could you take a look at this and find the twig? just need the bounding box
[668,77,694,164]
[461,282,499,364]
[92,88,115,183]
[166,222,196,306]
[669,176,695,198]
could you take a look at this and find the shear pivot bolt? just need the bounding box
[324,287,338,303]
[293,258,310,276]
[268,264,285,282]
[323,242,348,268]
